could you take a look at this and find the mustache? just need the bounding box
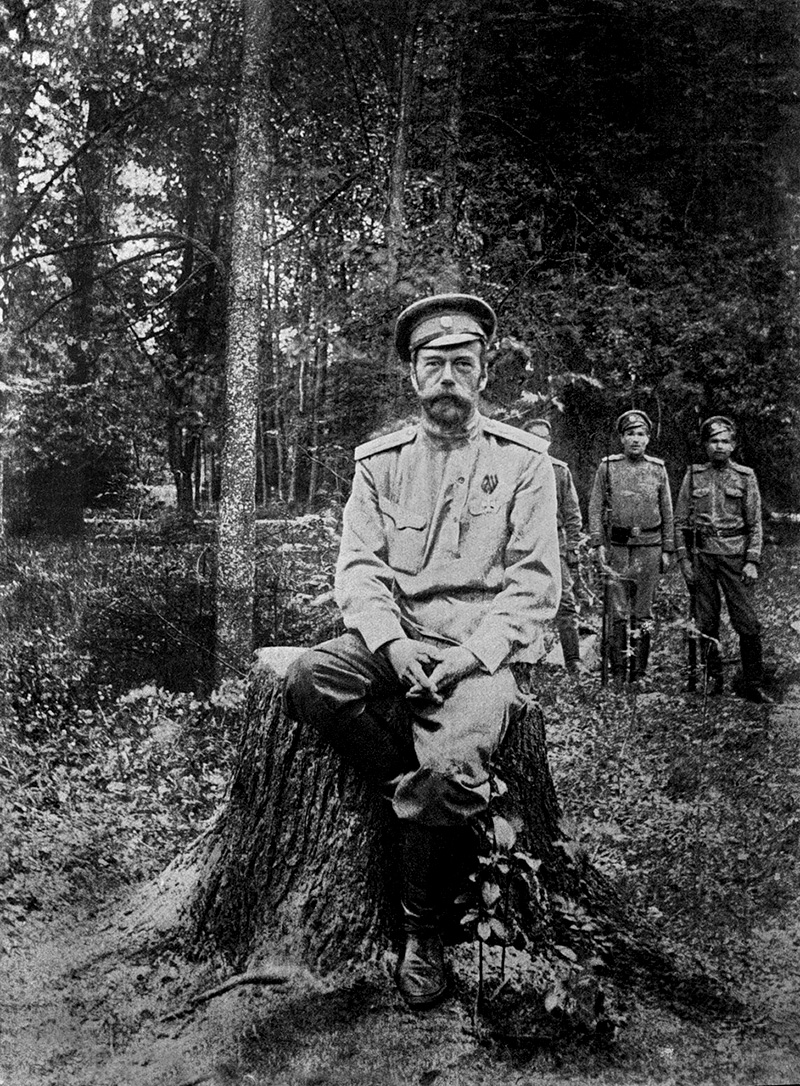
[419,388,472,405]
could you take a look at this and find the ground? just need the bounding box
[2,542,800,1086]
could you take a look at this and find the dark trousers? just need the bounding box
[284,632,523,827]
[694,552,762,683]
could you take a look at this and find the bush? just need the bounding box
[1,680,243,938]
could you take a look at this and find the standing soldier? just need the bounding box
[674,415,770,703]
[588,410,674,683]
[529,418,585,675]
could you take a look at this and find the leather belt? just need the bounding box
[700,526,745,538]
[609,523,662,544]
[683,526,746,547]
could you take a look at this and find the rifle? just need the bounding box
[600,567,611,687]
[599,450,613,686]
[685,461,699,692]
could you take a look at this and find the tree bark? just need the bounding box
[216,0,272,681]
[385,0,420,289]
[184,659,560,973]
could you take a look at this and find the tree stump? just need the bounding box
[126,650,736,1031]
[186,654,562,975]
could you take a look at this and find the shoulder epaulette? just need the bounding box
[693,462,710,472]
[729,460,754,476]
[550,456,568,470]
[644,454,665,465]
[482,417,548,453]
[354,425,417,461]
[603,453,624,463]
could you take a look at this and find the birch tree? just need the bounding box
[216,0,272,680]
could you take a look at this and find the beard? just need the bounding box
[419,389,475,430]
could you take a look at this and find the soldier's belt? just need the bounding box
[609,523,662,544]
[696,526,745,543]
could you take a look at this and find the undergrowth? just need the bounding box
[540,543,800,1048]
[1,532,799,1070]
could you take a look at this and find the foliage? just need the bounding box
[458,776,623,1046]
[2,0,799,526]
[0,680,242,943]
[541,542,800,992]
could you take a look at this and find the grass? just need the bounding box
[1,535,799,1085]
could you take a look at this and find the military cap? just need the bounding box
[394,293,497,363]
[616,409,653,435]
[528,417,552,438]
[700,415,736,442]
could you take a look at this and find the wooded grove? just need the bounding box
[2,0,800,536]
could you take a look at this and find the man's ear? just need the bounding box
[409,361,420,392]
[478,361,489,392]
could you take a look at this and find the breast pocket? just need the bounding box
[723,484,745,514]
[691,485,711,514]
[377,494,427,573]
[465,495,508,568]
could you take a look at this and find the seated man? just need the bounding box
[285,294,560,1010]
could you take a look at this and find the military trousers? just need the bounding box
[284,631,523,827]
[694,552,761,643]
[608,543,661,625]
[556,556,579,625]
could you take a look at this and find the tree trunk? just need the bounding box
[385,0,420,289]
[432,0,470,294]
[215,0,272,681]
[181,659,559,974]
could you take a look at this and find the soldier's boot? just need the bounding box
[310,704,412,797]
[395,823,450,1010]
[633,626,652,680]
[558,620,584,675]
[701,639,724,696]
[609,619,628,681]
[739,634,773,705]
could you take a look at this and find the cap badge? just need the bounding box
[439,315,453,329]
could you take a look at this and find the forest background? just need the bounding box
[3,0,800,540]
[3,1,800,1082]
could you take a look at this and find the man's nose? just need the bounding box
[439,362,457,383]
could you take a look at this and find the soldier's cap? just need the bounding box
[528,417,552,438]
[700,415,736,441]
[616,409,653,435]
[395,293,497,363]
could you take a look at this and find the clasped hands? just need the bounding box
[383,638,480,705]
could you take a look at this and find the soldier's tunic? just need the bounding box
[674,460,762,652]
[588,453,674,623]
[552,457,582,627]
[285,412,560,827]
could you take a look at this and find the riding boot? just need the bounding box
[395,823,450,1009]
[312,704,413,797]
[701,638,723,695]
[739,633,773,704]
[609,619,628,679]
[632,626,651,680]
[558,620,583,674]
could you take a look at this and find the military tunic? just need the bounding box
[588,453,674,623]
[551,457,582,628]
[285,412,561,827]
[674,460,763,651]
